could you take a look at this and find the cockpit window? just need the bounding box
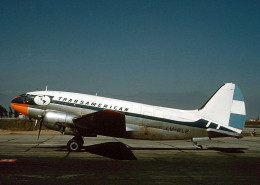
[12,93,36,105]
[24,94,36,104]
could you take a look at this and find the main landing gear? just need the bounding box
[67,136,84,152]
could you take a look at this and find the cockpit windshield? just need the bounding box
[11,94,36,105]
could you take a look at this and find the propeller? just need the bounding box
[38,119,43,140]
[34,119,38,127]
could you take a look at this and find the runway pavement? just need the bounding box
[0,135,260,185]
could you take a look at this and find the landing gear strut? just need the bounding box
[193,141,203,149]
[67,136,84,152]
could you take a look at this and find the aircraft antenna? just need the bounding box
[46,86,48,91]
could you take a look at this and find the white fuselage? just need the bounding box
[26,91,210,140]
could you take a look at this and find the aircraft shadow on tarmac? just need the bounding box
[126,147,247,153]
[37,143,247,160]
[82,142,137,160]
[50,142,137,160]
[206,147,247,153]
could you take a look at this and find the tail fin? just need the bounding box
[198,83,246,132]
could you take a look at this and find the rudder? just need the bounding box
[228,85,246,129]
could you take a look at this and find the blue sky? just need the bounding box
[0,0,259,118]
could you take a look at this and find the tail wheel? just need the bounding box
[193,141,203,150]
[67,139,81,152]
[197,145,203,150]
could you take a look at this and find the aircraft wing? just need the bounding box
[73,110,126,137]
[206,128,242,138]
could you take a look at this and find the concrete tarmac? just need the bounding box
[0,135,260,185]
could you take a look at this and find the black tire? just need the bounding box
[67,139,81,152]
[72,136,84,146]
[197,145,203,150]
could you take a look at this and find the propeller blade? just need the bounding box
[38,119,43,140]
[34,119,38,127]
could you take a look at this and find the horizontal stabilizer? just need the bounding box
[207,128,242,138]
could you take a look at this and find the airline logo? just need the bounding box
[34,95,51,106]
[56,96,130,112]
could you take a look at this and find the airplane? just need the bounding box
[11,83,246,152]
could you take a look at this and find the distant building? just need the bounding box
[18,114,25,119]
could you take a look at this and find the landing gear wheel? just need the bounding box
[193,142,203,150]
[72,136,84,146]
[67,139,81,152]
[196,145,203,150]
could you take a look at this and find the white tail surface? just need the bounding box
[198,83,246,131]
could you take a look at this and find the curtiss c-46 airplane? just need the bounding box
[11,83,246,151]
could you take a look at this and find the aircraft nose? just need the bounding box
[11,96,28,116]
[11,96,25,104]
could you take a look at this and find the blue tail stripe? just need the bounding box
[233,85,244,101]
[229,113,246,129]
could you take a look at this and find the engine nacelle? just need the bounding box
[43,111,77,132]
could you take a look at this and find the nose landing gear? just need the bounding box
[67,136,84,152]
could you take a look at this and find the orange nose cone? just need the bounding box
[11,103,28,116]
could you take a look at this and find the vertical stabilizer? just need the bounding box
[198,83,246,131]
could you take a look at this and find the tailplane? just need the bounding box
[198,83,246,133]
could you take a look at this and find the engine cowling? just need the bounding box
[43,111,77,133]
